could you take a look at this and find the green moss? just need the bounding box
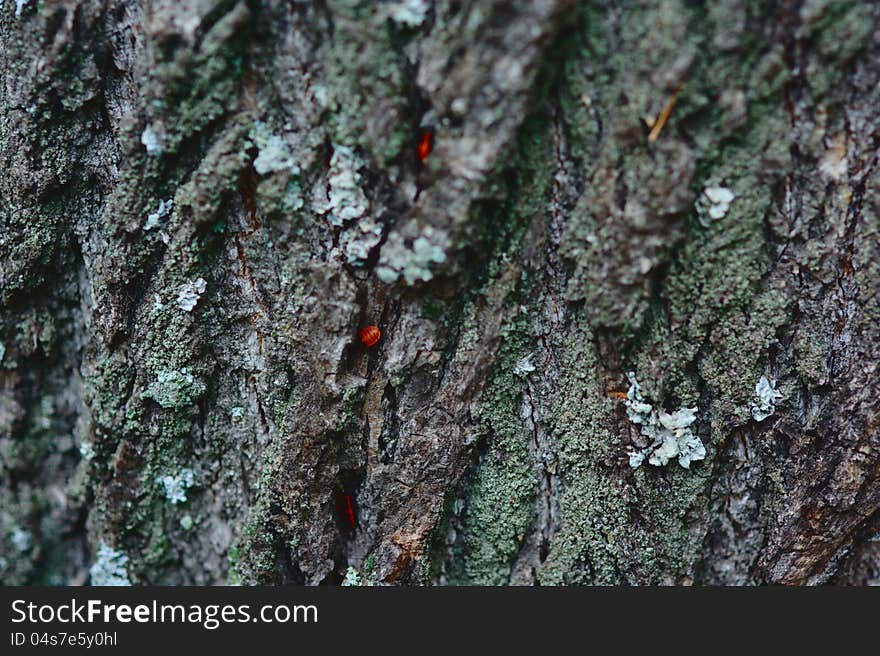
[142,368,206,411]
[445,312,538,584]
[142,2,256,156]
[175,120,253,225]
[536,311,713,585]
[322,11,412,167]
[226,545,242,585]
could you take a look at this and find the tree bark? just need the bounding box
[2,0,879,586]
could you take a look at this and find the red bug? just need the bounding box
[417,130,432,162]
[360,325,381,348]
[342,494,355,529]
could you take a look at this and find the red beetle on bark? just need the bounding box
[360,325,381,348]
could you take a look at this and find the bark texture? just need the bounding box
[2,0,880,586]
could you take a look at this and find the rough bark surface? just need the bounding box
[2,0,879,586]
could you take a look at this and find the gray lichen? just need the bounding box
[513,354,536,378]
[252,123,300,177]
[176,278,207,312]
[386,0,429,27]
[342,217,383,266]
[319,144,368,227]
[751,375,783,421]
[89,541,131,586]
[376,227,449,284]
[144,198,173,231]
[143,368,206,410]
[625,372,706,469]
[78,442,95,460]
[697,184,736,227]
[310,143,382,265]
[140,125,163,155]
[341,566,362,586]
[157,468,195,505]
[10,528,32,552]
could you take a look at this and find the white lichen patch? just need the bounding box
[89,541,131,586]
[157,468,195,505]
[14,0,29,18]
[11,528,32,551]
[144,198,173,231]
[310,144,380,265]
[176,278,207,312]
[180,515,194,531]
[141,125,163,155]
[819,133,848,181]
[386,0,429,27]
[283,179,305,212]
[321,144,369,227]
[376,227,449,285]
[513,354,536,378]
[341,566,362,586]
[0,341,5,364]
[342,218,383,265]
[625,372,706,469]
[751,375,783,421]
[78,442,95,461]
[230,406,245,422]
[252,123,300,177]
[697,184,735,226]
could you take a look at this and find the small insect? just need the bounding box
[342,494,355,529]
[417,129,432,162]
[360,325,381,348]
[607,390,629,400]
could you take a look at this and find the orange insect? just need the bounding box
[360,325,381,348]
[417,130,432,162]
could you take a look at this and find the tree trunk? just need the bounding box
[2,0,879,586]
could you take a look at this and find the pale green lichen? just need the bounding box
[376,227,449,284]
[78,442,95,460]
[320,144,368,226]
[625,372,705,470]
[751,375,783,421]
[512,354,536,378]
[156,468,195,504]
[142,368,206,410]
[140,125,163,155]
[309,143,383,264]
[10,528,32,552]
[386,0,429,27]
[89,541,131,586]
[144,198,173,231]
[175,278,206,312]
[341,566,362,586]
[252,123,300,177]
[697,184,735,226]
[321,13,410,165]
